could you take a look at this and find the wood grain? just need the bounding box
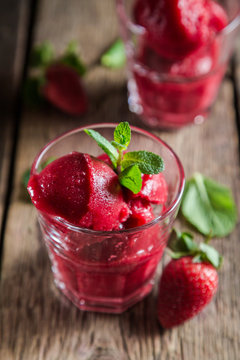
[1,0,240,359]
[0,0,30,236]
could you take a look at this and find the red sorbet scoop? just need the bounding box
[134,0,227,60]
[28,152,129,231]
[127,173,168,204]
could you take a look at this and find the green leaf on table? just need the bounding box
[21,168,31,188]
[181,173,237,237]
[23,76,46,107]
[101,39,126,69]
[119,164,142,194]
[84,129,119,168]
[30,42,54,68]
[60,41,86,76]
[113,122,131,150]
[122,151,164,174]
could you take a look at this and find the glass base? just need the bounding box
[54,276,154,314]
[127,78,209,129]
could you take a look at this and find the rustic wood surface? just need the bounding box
[1,1,240,359]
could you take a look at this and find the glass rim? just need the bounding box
[116,0,240,82]
[31,123,185,235]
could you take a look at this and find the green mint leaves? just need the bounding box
[101,39,126,69]
[84,122,164,194]
[168,229,223,270]
[181,173,237,237]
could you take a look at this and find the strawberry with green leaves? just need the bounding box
[25,42,88,115]
[157,230,222,328]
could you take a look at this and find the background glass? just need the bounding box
[116,0,240,129]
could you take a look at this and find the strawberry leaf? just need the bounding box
[60,41,86,76]
[30,42,54,68]
[23,76,46,107]
[199,243,223,269]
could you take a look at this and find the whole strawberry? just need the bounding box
[157,230,222,328]
[25,42,88,115]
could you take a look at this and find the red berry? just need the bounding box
[157,256,218,328]
[43,64,88,115]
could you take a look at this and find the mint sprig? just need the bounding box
[181,173,237,237]
[84,122,164,194]
[168,229,222,269]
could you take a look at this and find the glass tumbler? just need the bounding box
[116,0,240,129]
[30,124,185,313]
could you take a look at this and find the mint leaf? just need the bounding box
[84,129,119,168]
[181,173,237,237]
[101,39,126,69]
[122,151,164,174]
[119,165,142,194]
[30,42,54,68]
[60,41,86,76]
[114,122,131,149]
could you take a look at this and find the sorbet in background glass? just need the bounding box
[117,0,240,128]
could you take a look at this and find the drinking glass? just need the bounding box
[30,124,185,313]
[116,0,240,128]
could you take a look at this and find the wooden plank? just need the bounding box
[1,1,240,359]
[0,0,29,236]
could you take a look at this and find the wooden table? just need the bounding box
[1,1,240,359]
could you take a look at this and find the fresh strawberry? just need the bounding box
[157,230,222,328]
[43,63,88,115]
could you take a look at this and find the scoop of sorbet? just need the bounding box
[27,152,129,231]
[134,0,228,60]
